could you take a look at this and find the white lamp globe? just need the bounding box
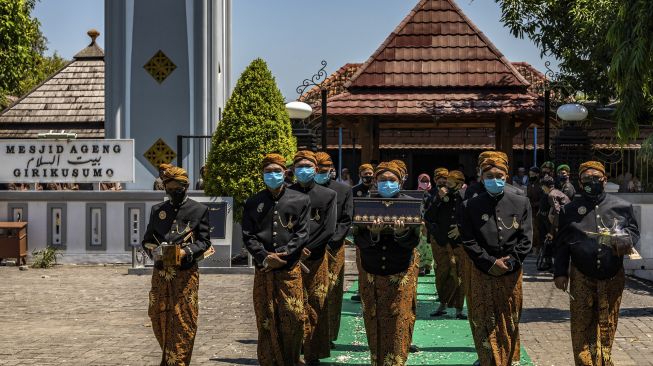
[556,103,588,121]
[285,101,313,120]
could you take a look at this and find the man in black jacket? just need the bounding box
[554,161,639,366]
[556,164,576,201]
[314,152,353,348]
[424,170,467,319]
[289,150,337,365]
[142,165,211,366]
[352,163,374,198]
[242,153,311,366]
[351,163,375,303]
[461,155,532,366]
[354,161,421,364]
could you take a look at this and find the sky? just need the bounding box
[34,0,555,100]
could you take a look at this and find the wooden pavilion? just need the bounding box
[301,0,544,182]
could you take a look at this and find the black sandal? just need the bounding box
[456,313,468,320]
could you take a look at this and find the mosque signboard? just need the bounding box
[0,139,134,183]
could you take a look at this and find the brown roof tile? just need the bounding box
[346,0,530,89]
[327,90,541,117]
[298,63,362,106]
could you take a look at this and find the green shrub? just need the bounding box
[31,247,62,268]
[204,58,296,221]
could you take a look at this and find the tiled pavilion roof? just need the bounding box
[0,30,104,138]
[316,0,542,119]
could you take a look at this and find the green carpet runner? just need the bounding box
[322,273,533,365]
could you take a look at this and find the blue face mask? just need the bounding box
[377,180,400,198]
[314,172,330,185]
[263,172,284,190]
[295,167,316,184]
[484,178,506,195]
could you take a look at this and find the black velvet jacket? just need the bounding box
[461,190,533,274]
[424,190,464,247]
[554,193,639,280]
[143,198,212,270]
[289,181,337,260]
[352,182,372,198]
[242,187,310,270]
[320,179,353,250]
[354,193,420,275]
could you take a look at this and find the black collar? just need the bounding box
[266,186,286,200]
[296,181,315,192]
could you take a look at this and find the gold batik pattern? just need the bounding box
[360,251,419,366]
[253,264,305,366]
[467,264,523,366]
[148,264,199,366]
[327,245,346,342]
[302,255,331,361]
[570,265,625,366]
[431,240,465,309]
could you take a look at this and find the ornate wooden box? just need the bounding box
[369,190,426,199]
[161,243,181,267]
[353,197,423,226]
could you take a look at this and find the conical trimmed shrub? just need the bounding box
[204,58,296,221]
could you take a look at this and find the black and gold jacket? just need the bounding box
[289,181,337,260]
[554,193,639,280]
[242,187,310,270]
[423,190,464,247]
[352,182,372,198]
[353,193,420,276]
[461,191,533,274]
[143,198,211,270]
[321,179,353,250]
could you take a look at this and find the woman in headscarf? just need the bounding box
[354,161,420,366]
[417,173,431,191]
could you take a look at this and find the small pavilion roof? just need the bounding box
[0,30,105,138]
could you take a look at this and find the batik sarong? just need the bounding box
[569,265,625,366]
[431,241,465,309]
[327,245,345,342]
[302,255,331,361]
[253,264,305,366]
[467,264,523,366]
[417,233,433,269]
[359,252,419,366]
[148,264,199,366]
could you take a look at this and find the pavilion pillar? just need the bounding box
[495,116,514,168]
[371,117,380,162]
[358,117,380,164]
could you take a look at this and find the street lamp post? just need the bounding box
[285,101,315,151]
[296,60,329,152]
[556,103,588,121]
[543,61,580,162]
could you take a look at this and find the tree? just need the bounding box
[204,58,296,221]
[0,0,48,108]
[495,0,653,142]
[496,0,616,101]
[607,0,653,141]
